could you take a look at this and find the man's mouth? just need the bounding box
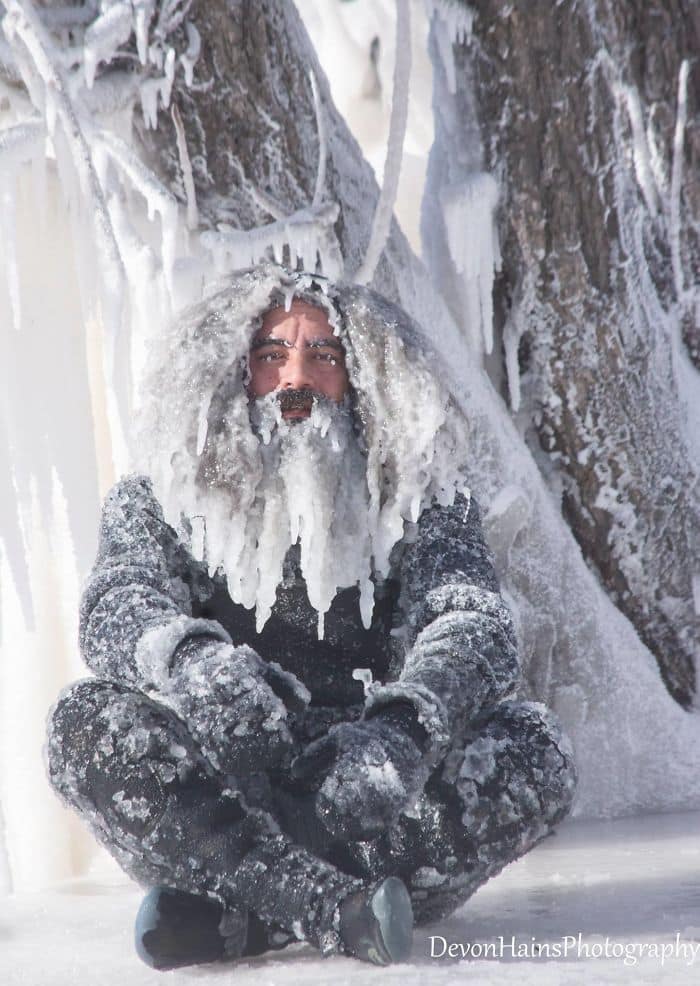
[277,389,317,418]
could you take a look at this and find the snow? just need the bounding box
[3,811,700,984]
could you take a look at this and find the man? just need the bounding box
[46,264,577,969]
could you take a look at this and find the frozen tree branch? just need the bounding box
[310,69,327,210]
[353,0,411,285]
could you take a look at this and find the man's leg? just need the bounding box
[46,678,411,963]
[313,700,577,924]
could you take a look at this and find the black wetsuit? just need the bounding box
[46,474,577,942]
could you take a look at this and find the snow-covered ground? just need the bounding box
[3,810,699,985]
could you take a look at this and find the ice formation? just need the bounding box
[440,173,501,354]
[136,264,470,637]
[424,0,474,95]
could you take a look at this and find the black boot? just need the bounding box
[134,886,293,970]
[338,877,413,965]
[134,887,242,970]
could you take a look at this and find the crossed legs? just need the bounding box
[46,680,576,952]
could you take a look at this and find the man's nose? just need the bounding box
[279,351,311,390]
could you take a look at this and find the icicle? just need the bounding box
[0,124,47,330]
[161,47,176,109]
[132,0,155,66]
[171,103,198,232]
[425,0,474,94]
[0,177,22,331]
[310,70,327,209]
[353,0,411,285]
[83,2,133,90]
[139,77,160,129]
[670,59,689,303]
[2,0,127,393]
[283,280,296,312]
[440,172,501,354]
[619,82,660,217]
[195,394,211,456]
[180,22,200,87]
[200,202,341,279]
[93,127,180,293]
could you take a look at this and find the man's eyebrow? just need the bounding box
[250,336,345,352]
[250,336,290,351]
[306,337,345,352]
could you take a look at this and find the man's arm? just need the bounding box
[79,474,307,774]
[79,474,229,688]
[364,490,520,763]
[291,489,520,840]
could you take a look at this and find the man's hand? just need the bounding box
[290,712,428,841]
[165,640,309,776]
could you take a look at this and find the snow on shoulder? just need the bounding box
[135,263,470,636]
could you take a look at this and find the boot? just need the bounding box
[338,876,414,965]
[134,886,293,970]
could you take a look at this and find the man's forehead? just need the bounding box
[260,299,332,331]
[252,299,342,348]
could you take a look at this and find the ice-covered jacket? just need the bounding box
[80,472,520,767]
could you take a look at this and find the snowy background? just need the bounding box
[0,0,698,980]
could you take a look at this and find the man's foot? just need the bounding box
[134,886,293,970]
[135,886,234,970]
[338,877,414,965]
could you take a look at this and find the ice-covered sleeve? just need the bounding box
[364,490,520,762]
[79,474,231,688]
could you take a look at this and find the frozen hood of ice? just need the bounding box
[135,263,470,634]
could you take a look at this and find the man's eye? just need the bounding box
[314,353,339,365]
[259,351,284,362]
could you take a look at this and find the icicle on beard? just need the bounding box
[244,390,375,639]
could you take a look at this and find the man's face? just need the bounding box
[247,300,349,420]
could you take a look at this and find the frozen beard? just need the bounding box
[240,391,374,637]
